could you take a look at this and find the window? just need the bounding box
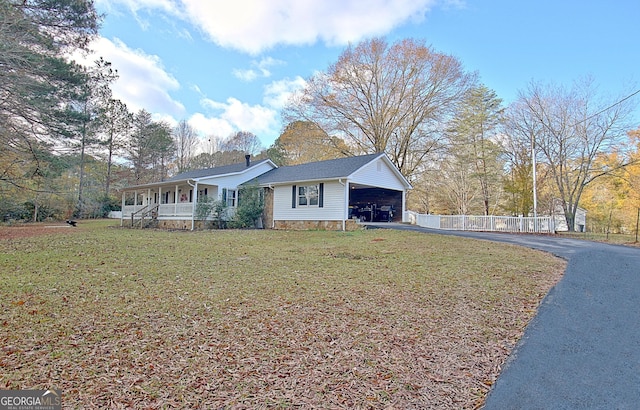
[225,189,237,207]
[298,185,319,207]
[292,184,324,208]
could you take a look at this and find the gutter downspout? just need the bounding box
[187,179,197,231]
[339,179,347,231]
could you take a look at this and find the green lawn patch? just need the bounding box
[0,220,564,409]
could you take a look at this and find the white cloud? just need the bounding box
[190,97,280,145]
[101,0,438,54]
[185,77,307,146]
[232,68,259,82]
[96,0,180,17]
[152,113,179,128]
[203,97,278,133]
[188,112,235,139]
[72,37,185,116]
[264,76,307,109]
[233,56,285,82]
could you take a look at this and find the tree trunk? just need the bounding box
[105,130,114,197]
[565,211,575,232]
[32,192,39,223]
[77,110,88,217]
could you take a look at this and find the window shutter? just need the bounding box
[319,183,324,208]
[292,185,297,208]
[222,188,227,203]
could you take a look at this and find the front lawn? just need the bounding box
[0,220,564,408]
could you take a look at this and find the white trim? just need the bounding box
[188,179,197,231]
[121,159,278,191]
[341,179,349,231]
[296,184,320,207]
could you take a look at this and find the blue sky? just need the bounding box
[78,0,640,150]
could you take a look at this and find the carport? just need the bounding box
[348,183,403,222]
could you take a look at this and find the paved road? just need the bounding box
[365,223,640,409]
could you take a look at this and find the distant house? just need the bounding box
[120,155,277,230]
[120,153,412,231]
[551,203,587,232]
[253,153,412,230]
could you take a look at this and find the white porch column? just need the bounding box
[147,188,151,205]
[134,191,138,213]
[191,182,198,231]
[121,191,125,227]
[174,184,179,215]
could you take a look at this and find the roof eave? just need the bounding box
[122,159,277,191]
[257,176,347,187]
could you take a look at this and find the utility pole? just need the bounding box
[531,132,537,218]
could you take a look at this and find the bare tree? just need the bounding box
[274,121,350,165]
[220,131,263,156]
[514,78,637,230]
[436,153,479,214]
[285,37,476,179]
[174,119,198,173]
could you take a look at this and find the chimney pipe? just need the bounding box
[245,154,251,167]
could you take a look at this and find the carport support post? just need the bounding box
[402,190,407,223]
[342,179,349,231]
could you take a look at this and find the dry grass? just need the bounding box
[557,231,640,247]
[0,220,565,409]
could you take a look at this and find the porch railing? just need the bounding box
[123,203,194,218]
[130,204,159,228]
[158,203,193,216]
[122,202,235,222]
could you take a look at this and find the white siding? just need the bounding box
[350,157,406,190]
[273,180,346,221]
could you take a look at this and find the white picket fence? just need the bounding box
[406,212,556,233]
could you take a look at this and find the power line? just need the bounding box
[572,88,640,127]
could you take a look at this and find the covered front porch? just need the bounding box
[120,181,230,229]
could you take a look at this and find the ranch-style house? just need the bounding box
[120,153,412,231]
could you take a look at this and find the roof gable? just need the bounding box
[166,159,273,181]
[253,153,410,187]
[123,158,276,190]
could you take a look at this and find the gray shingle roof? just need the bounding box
[166,159,272,182]
[253,153,384,185]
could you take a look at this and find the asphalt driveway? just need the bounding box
[365,223,640,409]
